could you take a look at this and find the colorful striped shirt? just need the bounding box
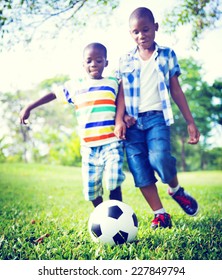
[116,43,181,126]
[55,77,119,147]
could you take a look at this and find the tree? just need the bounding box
[171,58,214,171]
[0,75,78,164]
[204,147,222,169]
[0,89,32,162]
[163,0,222,49]
[1,0,221,50]
[0,0,119,49]
[208,79,222,125]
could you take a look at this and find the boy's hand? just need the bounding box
[20,108,30,125]
[124,114,136,128]
[187,123,200,144]
[114,121,126,140]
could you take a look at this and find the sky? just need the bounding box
[0,0,222,146]
[1,0,222,92]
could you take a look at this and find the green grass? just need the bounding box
[0,163,221,260]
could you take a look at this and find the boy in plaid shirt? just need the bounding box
[115,7,200,228]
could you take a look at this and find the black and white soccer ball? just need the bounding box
[88,200,138,245]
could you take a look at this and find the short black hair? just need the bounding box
[83,42,107,58]
[129,7,155,24]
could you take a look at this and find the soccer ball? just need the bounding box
[88,200,138,245]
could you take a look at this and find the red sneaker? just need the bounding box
[169,187,198,216]
[151,213,172,229]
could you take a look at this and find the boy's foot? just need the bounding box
[151,213,172,229]
[169,187,198,216]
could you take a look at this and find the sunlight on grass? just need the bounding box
[0,163,221,260]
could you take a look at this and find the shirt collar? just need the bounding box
[129,42,160,57]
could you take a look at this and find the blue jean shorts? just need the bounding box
[81,141,125,201]
[125,111,177,188]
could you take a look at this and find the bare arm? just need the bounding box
[20,92,56,125]
[114,82,126,140]
[170,75,200,144]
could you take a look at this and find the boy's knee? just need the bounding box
[150,151,167,167]
[150,152,177,183]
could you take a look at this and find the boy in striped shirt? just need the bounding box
[20,42,125,207]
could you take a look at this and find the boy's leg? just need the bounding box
[147,120,198,216]
[109,186,122,201]
[168,176,179,188]
[125,124,171,228]
[168,175,198,216]
[140,183,163,211]
[92,196,103,207]
[140,184,172,229]
[81,146,104,208]
[103,142,125,201]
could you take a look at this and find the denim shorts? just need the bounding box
[125,111,177,188]
[81,141,125,201]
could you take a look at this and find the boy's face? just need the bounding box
[83,47,108,79]
[129,17,158,50]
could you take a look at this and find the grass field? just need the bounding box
[0,163,221,260]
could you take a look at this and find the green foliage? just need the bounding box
[38,75,70,91]
[0,163,221,260]
[47,131,81,166]
[163,0,221,49]
[0,74,81,165]
[171,58,214,171]
[0,136,7,163]
[0,0,119,49]
[207,79,222,125]
[202,147,222,170]
[1,59,221,171]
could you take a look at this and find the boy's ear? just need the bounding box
[105,60,108,67]
[155,22,159,31]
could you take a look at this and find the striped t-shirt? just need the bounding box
[55,77,119,147]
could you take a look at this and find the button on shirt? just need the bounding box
[116,43,181,126]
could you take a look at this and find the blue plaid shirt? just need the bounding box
[116,43,181,126]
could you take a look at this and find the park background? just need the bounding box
[0,0,222,168]
[0,0,222,273]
